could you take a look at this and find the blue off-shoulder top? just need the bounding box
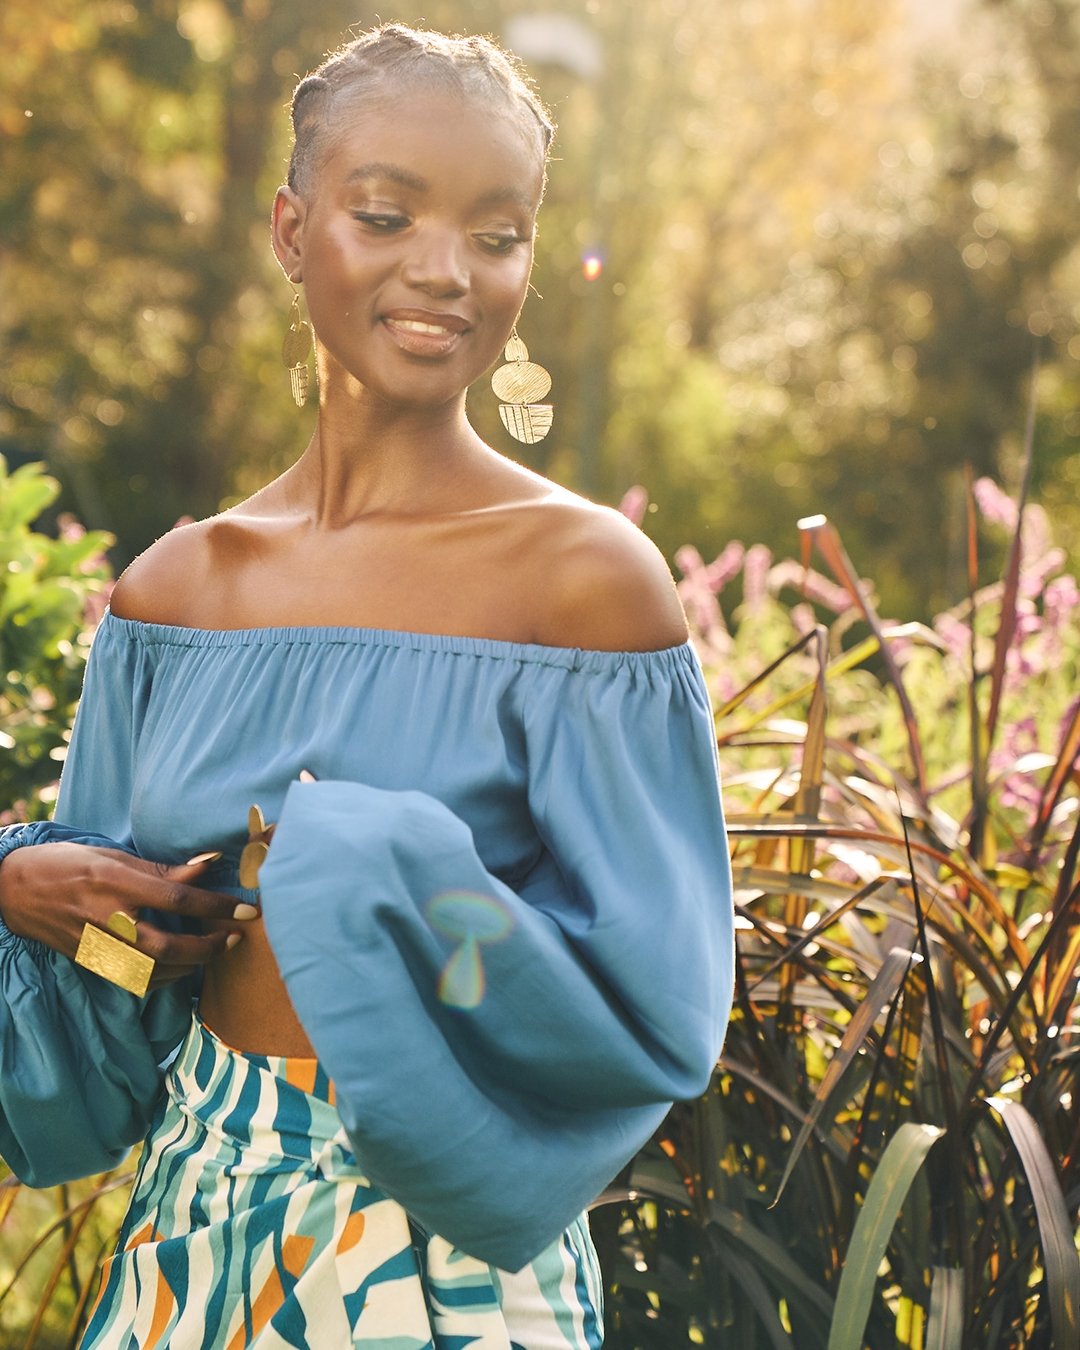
[0,612,734,1271]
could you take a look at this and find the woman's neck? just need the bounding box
[281,390,496,529]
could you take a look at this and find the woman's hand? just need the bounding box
[0,843,252,989]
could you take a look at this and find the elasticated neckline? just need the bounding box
[101,609,696,675]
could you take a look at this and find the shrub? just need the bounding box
[0,459,112,822]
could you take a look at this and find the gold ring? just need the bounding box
[74,910,155,997]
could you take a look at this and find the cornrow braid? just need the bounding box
[286,23,555,196]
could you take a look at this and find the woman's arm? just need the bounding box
[0,626,245,1184]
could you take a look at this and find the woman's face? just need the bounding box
[277,87,546,413]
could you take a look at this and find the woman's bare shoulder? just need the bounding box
[522,492,688,653]
[109,517,238,625]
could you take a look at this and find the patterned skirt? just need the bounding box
[80,1014,604,1349]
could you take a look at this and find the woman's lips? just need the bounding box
[381,311,469,357]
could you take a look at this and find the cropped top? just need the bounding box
[0,611,734,1271]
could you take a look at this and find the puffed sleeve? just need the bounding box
[258,641,733,1272]
[0,624,190,1185]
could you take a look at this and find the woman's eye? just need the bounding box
[476,233,526,255]
[353,212,409,231]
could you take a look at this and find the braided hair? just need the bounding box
[286,24,555,196]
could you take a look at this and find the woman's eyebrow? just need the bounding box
[475,186,538,214]
[344,163,427,191]
[343,164,535,215]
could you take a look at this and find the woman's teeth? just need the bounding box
[395,319,451,334]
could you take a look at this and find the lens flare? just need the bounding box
[426,891,514,1009]
[582,254,603,281]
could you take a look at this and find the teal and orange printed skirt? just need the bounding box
[80,1014,604,1348]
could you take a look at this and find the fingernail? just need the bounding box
[186,851,223,866]
[233,903,260,921]
[226,933,243,949]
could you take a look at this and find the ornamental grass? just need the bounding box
[598,462,1080,1348]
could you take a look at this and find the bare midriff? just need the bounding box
[198,920,317,1058]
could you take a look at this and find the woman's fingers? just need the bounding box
[86,853,259,971]
[0,843,259,969]
[85,851,255,925]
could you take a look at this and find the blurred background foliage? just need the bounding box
[0,460,110,823]
[3,0,1080,618]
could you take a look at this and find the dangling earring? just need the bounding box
[282,288,313,407]
[491,329,553,444]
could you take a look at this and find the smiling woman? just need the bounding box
[280,26,549,419]
[0,22,734,1349]
[278,88,544,409]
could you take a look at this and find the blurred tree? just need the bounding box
[782,0,1080,613]
[636,0,1080,617]
[2,0,344,549]
[549,0,913,574]
[537,0,1080,617]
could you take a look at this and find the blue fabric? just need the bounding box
[0,612,733,1270]
[0,821,192,1184]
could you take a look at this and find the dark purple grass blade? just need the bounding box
[964,873,1080,1102]
[987,1098,1080,1349]
[985,346,1040,760]
[1024,697,1080,868]
[771,945,918,1208]
[897,794,967,1267]
[966,464,991,863]
[799,516,927,798]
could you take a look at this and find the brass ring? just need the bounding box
[73,910,155,997]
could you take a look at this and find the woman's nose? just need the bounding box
[400,229,469,297]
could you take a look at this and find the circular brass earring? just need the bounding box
[491,329,553,444]
[282,289,314,407]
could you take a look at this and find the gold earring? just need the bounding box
[491,329,553,444]
[282,289,313,407]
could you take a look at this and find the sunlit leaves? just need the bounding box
[0,458,111,820]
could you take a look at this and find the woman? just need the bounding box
[0,24,733,1349]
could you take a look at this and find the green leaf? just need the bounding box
[986,1098,1080,1349]
[925,1267,964,1350]
[827,1122,945,1350]
[39,530,114,579]
[0,463,59,531]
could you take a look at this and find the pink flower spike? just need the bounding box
[618,485,648,526]
[973,477,1018,530]
[705,541,746,592]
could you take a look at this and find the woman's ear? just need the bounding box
[272,186,307,282]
